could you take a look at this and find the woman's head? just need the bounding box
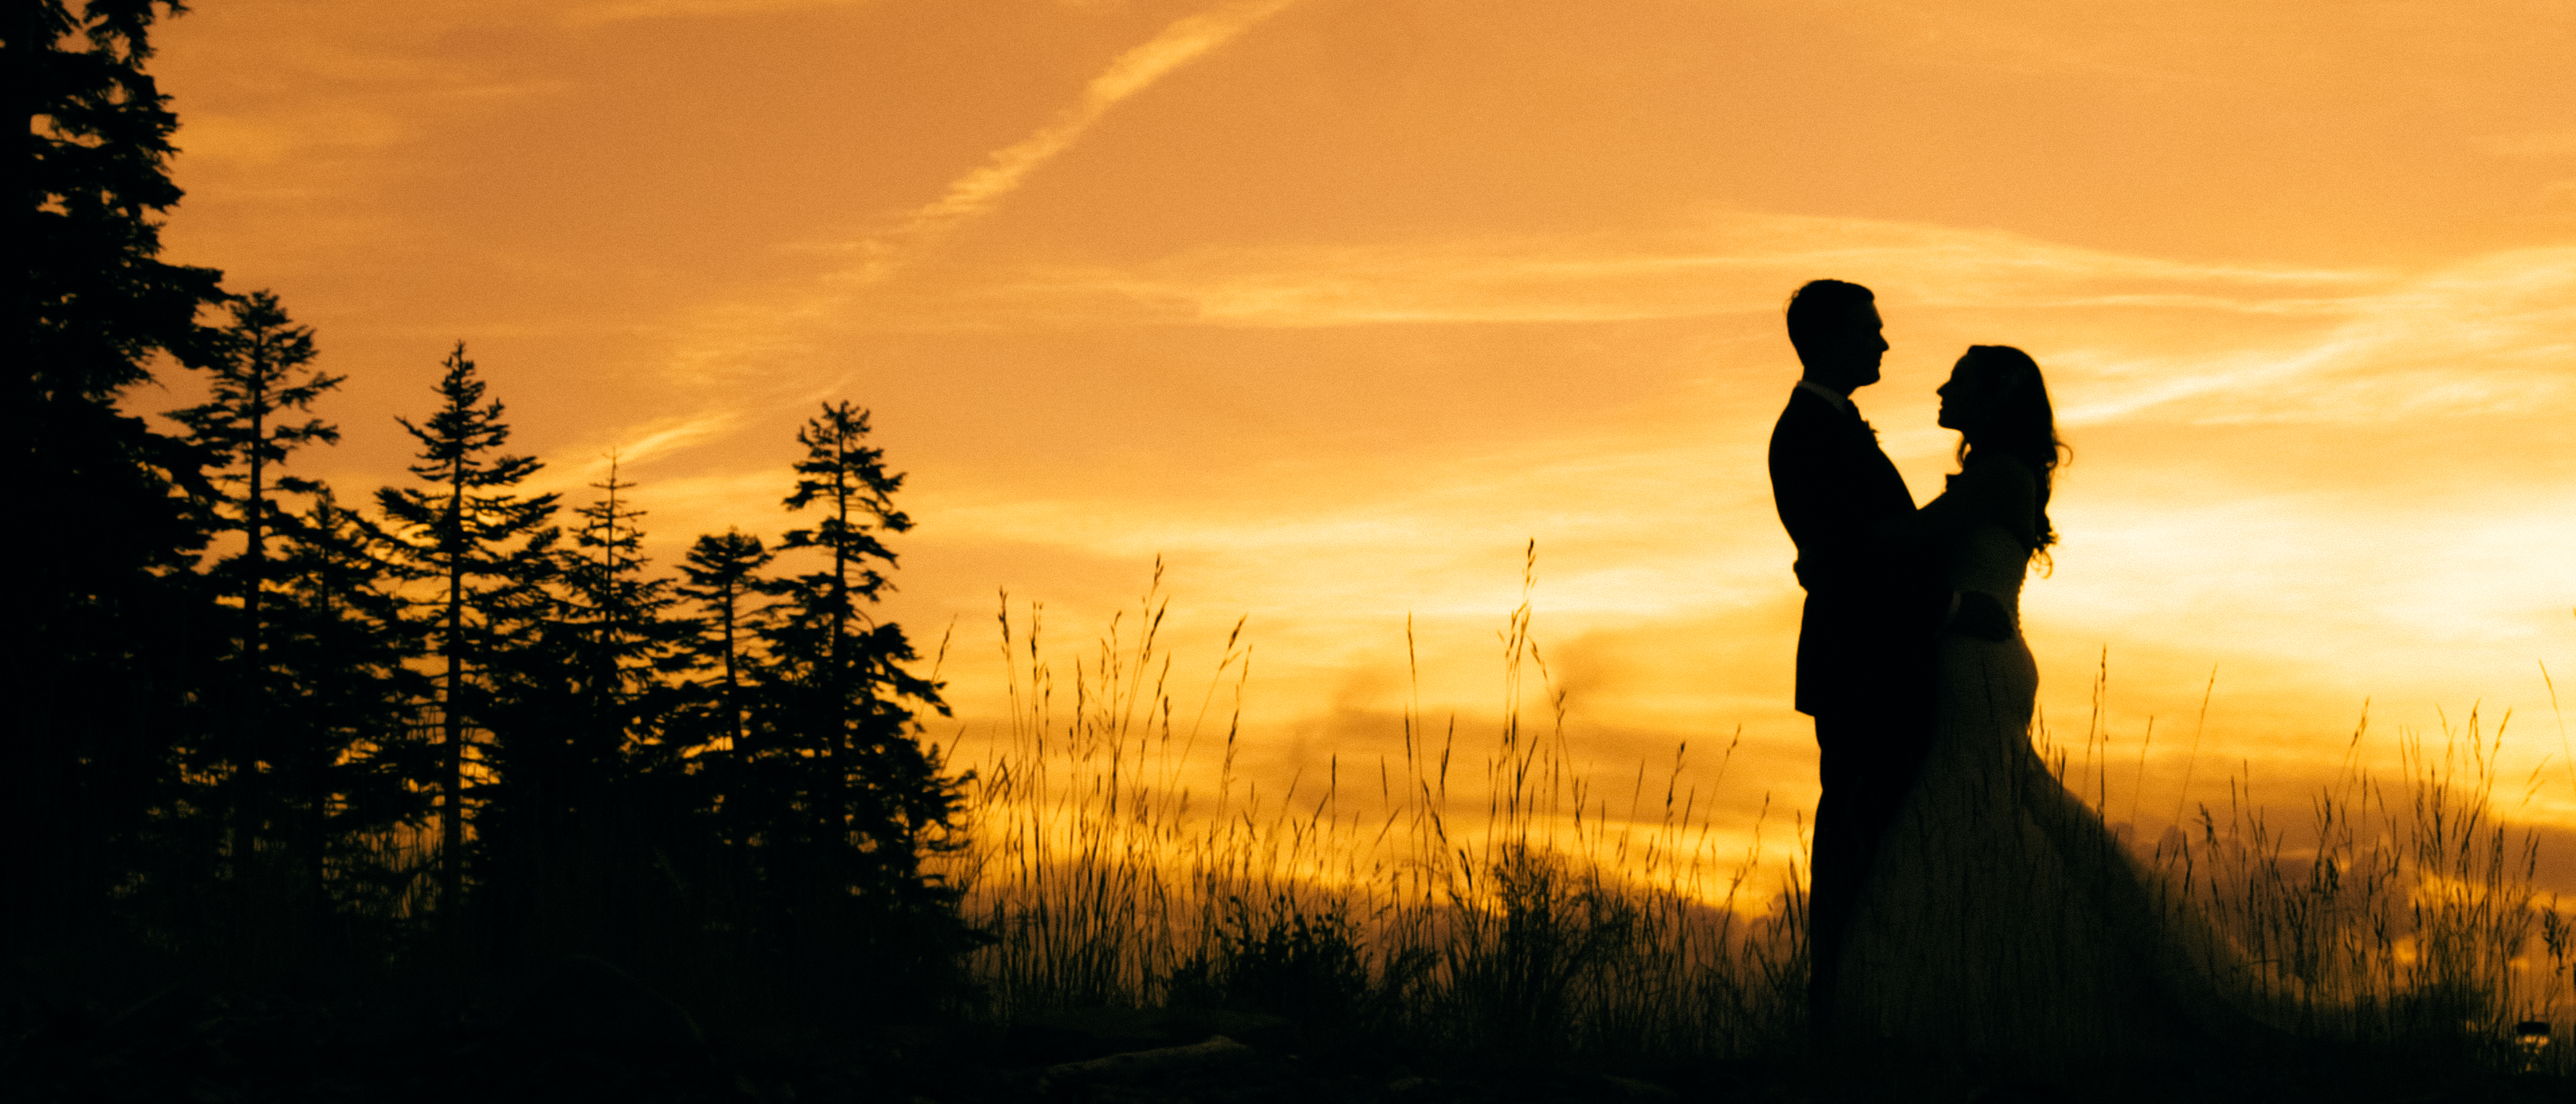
[1939,345,2069,555]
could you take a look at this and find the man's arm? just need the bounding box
[1769,400,1896,593]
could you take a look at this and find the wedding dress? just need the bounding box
[1829,511,2293,1071]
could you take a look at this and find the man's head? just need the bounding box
[1785,279,1886,392]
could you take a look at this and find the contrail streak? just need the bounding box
[856,0,1295,279]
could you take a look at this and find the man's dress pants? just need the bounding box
[1808,706,1934,1038]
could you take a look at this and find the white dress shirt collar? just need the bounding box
[1794,379,1856,417]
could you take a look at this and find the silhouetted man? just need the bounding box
[1766,279,1947,1040]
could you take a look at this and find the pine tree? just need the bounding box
[472,456,695,960]
[762,403,958,898]
[375,343,560,924]
[169,290,339,682]
[733,403,976,1012]
[677,529,774,753]
[556,456,688,757]
[14,0,235,948]
[262,489,434,930]
[486,457,687,837]
[20,1,228,402]
[167,290,342,865]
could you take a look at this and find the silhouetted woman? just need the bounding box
[1829,345,2298,1075]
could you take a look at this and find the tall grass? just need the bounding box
[2134,702,2569,1063]
[944,554,1807,1062]
[939,555,2575,1078]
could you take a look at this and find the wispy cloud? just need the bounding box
[876,212,2387,329]
[834,0,1295,287]
[601,410,743,468]
[179,106,412,168]
[561,0,874,28]
[854,212,2574,431]
[2059,247,2576,426]
[649,0,1293,387]
[527,410,749,507]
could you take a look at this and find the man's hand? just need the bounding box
[1944,590,2015,643]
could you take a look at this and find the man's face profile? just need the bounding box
[1817,302,1887,390]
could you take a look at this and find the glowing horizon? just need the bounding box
[142,1,2576,886]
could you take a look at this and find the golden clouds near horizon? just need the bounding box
[146,1,2576,881]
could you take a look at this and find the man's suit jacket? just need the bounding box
[1767,386,1942,719]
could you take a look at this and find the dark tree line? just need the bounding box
[12,1,974,1014]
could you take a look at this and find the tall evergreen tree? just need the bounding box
[762,403,957,898]
[556,456,688,752]
[169,290,338,683]
[711,403,980,1015]
[14,0,233,948]
[167,290,341,862]
[261,489,434,930]
[488,457,687,835]
[473,457,691,961]
[677,528,773,753]
[375,343,559,923]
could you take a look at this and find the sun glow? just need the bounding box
[148,0,2576,894]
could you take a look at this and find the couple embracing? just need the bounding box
[1768,279,2294,1071]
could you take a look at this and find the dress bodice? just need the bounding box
[1948,521,2029,622]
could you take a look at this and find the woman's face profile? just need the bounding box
[1935,354,1990,433]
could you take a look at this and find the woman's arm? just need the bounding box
[1875,452,2038,551]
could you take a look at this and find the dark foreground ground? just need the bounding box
[5,962,2566,1104]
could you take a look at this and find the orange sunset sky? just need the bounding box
[140,1,2576,879]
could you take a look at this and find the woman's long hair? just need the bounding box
[1955,345,2070,567]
